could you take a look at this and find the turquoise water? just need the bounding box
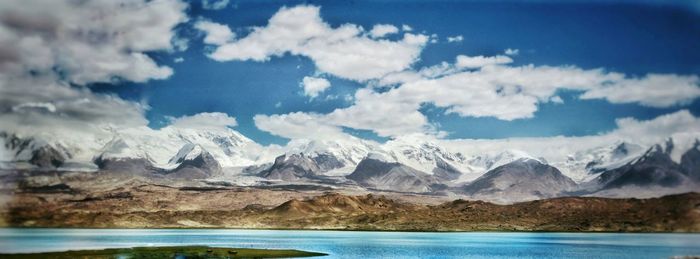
[0,229,699,258]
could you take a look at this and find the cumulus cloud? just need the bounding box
[204,5,429,81]
[369,24,399,38]
[580,74,700,107]
[0,0,188,141]
[0,0,187,85]
[254,112,349,140]
[210,4,699,140]
[256,53,699,138]
[301,76,331,98]
[549,96,564,104]
[0,74,149,141]
[455,54,513,68]
[195,20,235,45]
[202,0,229,10]
[324,88,430,136]
[505,48,519,55]
[169,112,237,130]
[612,110,700,142]
[447,35,463,43]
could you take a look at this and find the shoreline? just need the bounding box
[2,226,700,234]
[0,246,328,258]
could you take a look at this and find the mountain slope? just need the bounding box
[0,133,71,168]
[591,141,690,190]
[380,136,476,180]
[258,154,326,181]
[268,193,410,217]
[680,140,700,181]
[163,144,222,179]
[347,154,442,193]
[553,142,644,182]
[462,158,577,203]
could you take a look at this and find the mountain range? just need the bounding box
[1,128,699,203]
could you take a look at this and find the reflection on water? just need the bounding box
[0,229,699,258]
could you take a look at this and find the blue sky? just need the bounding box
[93,0,700,145]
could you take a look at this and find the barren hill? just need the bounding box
[3,185,698,232]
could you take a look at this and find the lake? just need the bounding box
[0,229,699,258]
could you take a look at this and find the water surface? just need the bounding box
[0,229,698,258]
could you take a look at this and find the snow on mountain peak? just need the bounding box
[365,152,393,162]
[380,136,474,175]
[468,149,541,172]
[551,141,645,183]
[284,137,376,166]
[168,143,204,164]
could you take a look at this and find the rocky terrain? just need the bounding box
[1,180,698,232]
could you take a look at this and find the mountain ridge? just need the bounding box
[2,129,699,202]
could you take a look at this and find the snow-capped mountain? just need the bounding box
[165,143,222,179]
[582,138,700,198]
[258,153,331,181]
[373,136,480,182]
[347,152,442,193]
[1,126,698,199]
[467,149,543,172]
[0,125,271,171]
[0,132,72,169]
[280,138,377,176]
[98,126,267,168]
[553,141,645,183]
[462,158,577,203]
[681,140,700,181]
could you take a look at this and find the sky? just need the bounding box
[1,0,699,149]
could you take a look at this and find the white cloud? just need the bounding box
[0,74,149,141]
[430,33,439,43]
[12,102,56,113]
[174,57,185,63]
[0,0,187,85]
[325,88,430,137]
[169,112,237,130]
[549,96,564,104]
[202,0,229,10]
[254,112,349,140]
[0,0,189,142]
[205,5,429,81]
[580,74,700,107]
[455,54,513,68]
[195,20,236,45]
[447,35,463,43]
[505,48,519,55]
[257,52,699,139]
[369,24,399,38]
[301,76,331,98]
[402,24,413,31]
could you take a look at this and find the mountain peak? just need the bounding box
[168,143,204,165]
[462,158,577,203]
[166,143,221,179]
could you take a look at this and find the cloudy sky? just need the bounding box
[0,0,699,149]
